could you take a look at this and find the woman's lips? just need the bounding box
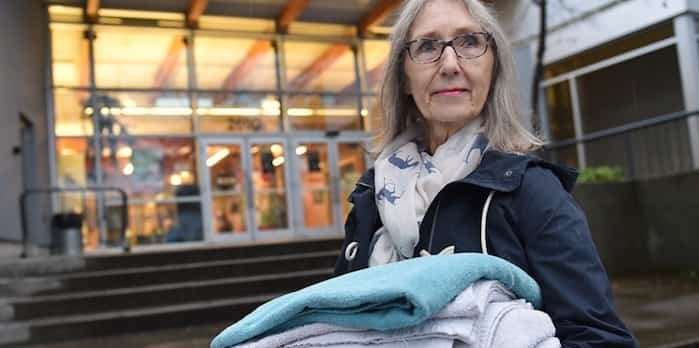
[433,89,469,96]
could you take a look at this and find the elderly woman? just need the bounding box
[334,0,638,347]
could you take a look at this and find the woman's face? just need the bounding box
[403,0,495,126]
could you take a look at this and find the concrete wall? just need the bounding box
[637,171,699,271]
[574,170,699,276]
[0,0,51,245]
[573,182,650,275]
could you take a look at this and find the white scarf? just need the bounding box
[370,120,489,266]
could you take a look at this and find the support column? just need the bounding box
[673,14,699,170]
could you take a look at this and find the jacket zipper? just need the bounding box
[348,181,373,270]
[427,199,441,254]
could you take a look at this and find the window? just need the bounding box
[194,36,277,91]
[93,26,188,89]
[284,40,360,131]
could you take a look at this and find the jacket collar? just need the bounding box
[355,150,578,194]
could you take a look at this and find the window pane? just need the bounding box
[93,27,188,89]
[195,92,280,133]
[284,41,357,93]
[88,91,191,135]
[195,36,276,91]
[361,96,380,132]
[287,93,360,131]
[251,142,288,231]
[339,143,366,219]
[363,40,388,92]
[127,200,203,246]
[51,24,89,87]
[548,145,578,169]
[206,144,248,234]
[576,46,688,178]
[578,46,684,133]
[100,137,197,200]
[543,81,575,141]
[296,143,333,228]
[55,89,94,136]
[56,137,92,187]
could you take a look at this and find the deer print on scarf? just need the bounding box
[376,177,403,205]
[388,152,419,170]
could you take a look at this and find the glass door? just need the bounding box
[291,140,337,234]
[200,141,251,242]
[248,138,293,239]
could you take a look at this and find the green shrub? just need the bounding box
[578,166,625,184]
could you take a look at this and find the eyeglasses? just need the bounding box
[404,32,493,64]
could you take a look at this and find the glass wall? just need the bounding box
[49,7,380,249]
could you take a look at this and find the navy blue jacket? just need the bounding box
[334,150,638,348]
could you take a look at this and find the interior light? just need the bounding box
[102,147,111,158]
[123,162,134,175]
[272,156,285,167]
[178,146,191,155]
[295,145,307,156]
[361,109,369,117]
[270,144,283,157]
[116,146,132,158]
[169,174,182,186]
[180,170,191,180]
[287,108,313,117]
[84,107,94,115]
[100,107,110,116]
[206,148,230,167]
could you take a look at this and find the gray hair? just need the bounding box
[372,0,543,155]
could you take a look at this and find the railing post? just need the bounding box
[624,131,635,180]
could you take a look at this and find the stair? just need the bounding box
[0,238,342,346]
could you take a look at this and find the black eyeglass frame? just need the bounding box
[404,32,494,64]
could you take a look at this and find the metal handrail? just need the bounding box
[544,109,699,150]
[19,186,130,258]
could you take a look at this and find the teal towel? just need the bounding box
[211,253,540,348]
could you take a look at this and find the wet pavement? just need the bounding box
[12,273,699,348]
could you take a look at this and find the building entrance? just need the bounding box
[198,134,368,243]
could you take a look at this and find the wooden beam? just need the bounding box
[341,60,385,94]
[152,36,187,89]
[277,0,311,33]
[85,0,100,23]
[288,44,349,90]
[358,0,401,36]
[77,35,91,103]
[213,40,273,104]
[187,0,209,28]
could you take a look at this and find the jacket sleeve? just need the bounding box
[514,167,639,348]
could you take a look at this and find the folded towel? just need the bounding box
[236,280,515,348]
[211,254,540,348]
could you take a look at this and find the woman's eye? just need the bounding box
[416,40,437,52]
[459,35,479,47]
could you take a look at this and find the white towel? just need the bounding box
[235,280,560,348]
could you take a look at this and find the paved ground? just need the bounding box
[7,273,697,348]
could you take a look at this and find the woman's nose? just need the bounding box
[439,46,461,75]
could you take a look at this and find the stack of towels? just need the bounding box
[211,253,560,348]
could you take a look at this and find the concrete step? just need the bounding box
[5,250,338,297]
[0,239,343,346]
[82,238,343,272]
[7,268,332,321]
[1,293,280,346]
